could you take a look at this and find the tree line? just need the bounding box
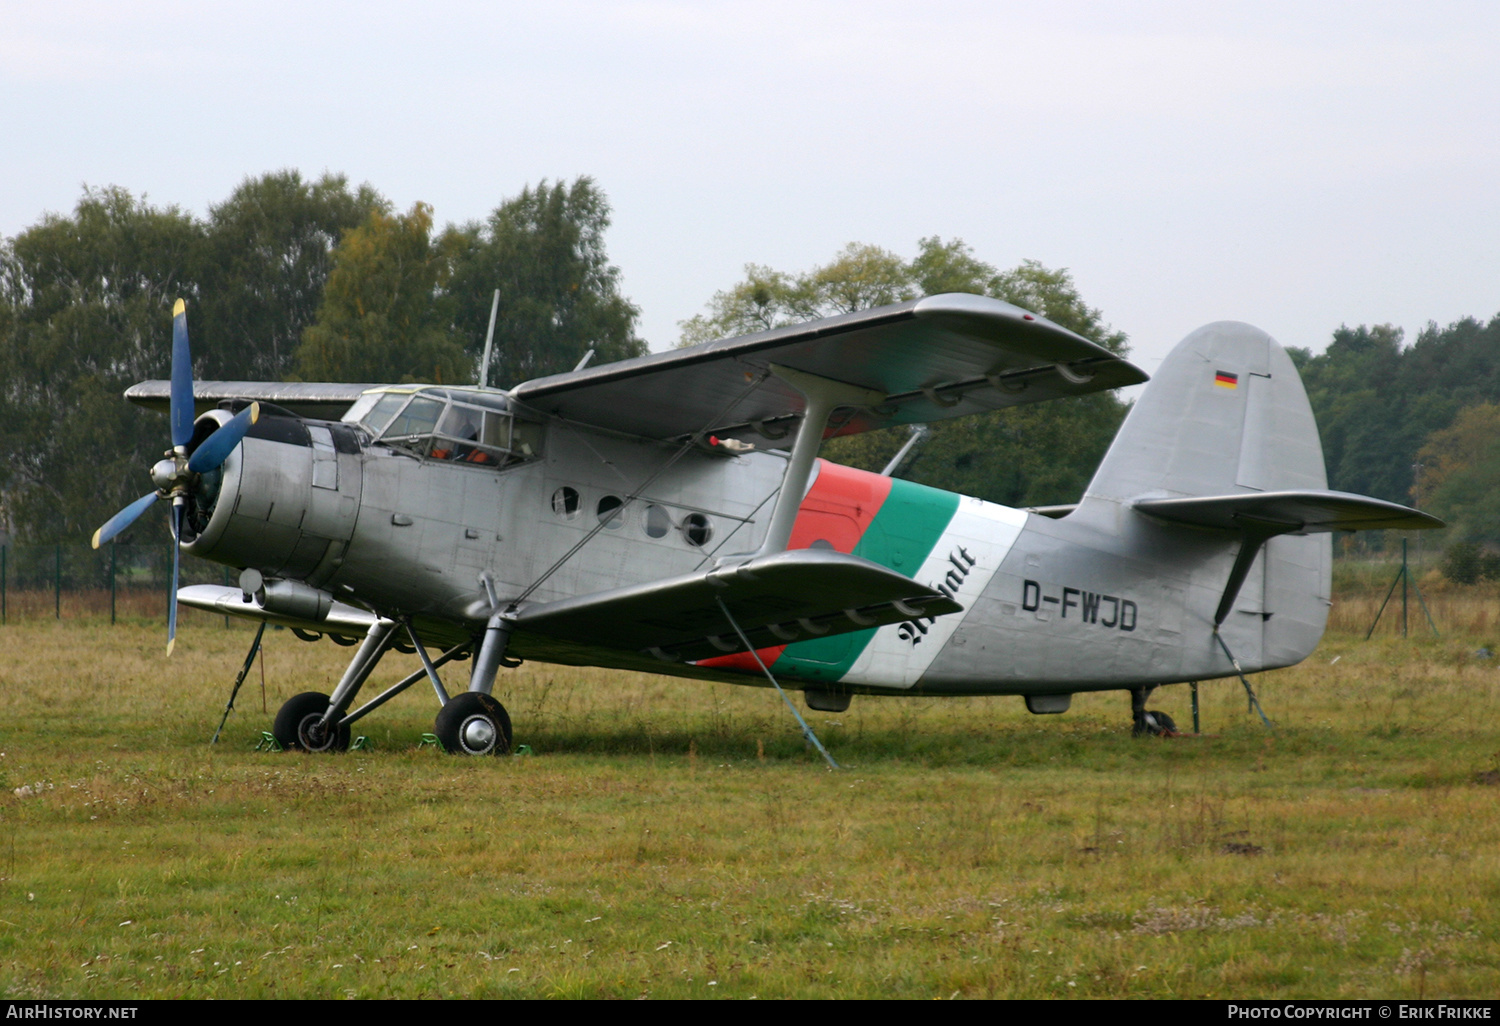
[0,172,643,543]
[2,170,1496,574]
[1288,317,1500,577]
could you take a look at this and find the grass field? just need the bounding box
[1,587,1498,999]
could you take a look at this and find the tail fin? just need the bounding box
[1078,321,1331,672]
[1083,321,1327,505]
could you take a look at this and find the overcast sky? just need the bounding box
[4,1,1497,378]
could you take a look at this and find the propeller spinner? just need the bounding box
[91,299,259,654]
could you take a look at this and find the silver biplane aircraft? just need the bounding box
[99,294,1439,756]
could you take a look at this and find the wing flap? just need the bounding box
[511,548,962,662]
[509,293,1147,447]
[1133,491,1443,534]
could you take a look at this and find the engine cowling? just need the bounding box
[182,408,365,588]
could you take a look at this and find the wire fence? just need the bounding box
[0,542,239,624]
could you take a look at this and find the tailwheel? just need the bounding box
[1133,709,1178,737]
[434,692,512,756]
[273,691,351,753]
[1129,684,1178,737]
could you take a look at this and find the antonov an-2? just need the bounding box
[98,294,1439,756]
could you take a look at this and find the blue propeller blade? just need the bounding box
[170,299,194,449]
[91,492,159,549]
[187,403,260,474]
[167,502,183,656]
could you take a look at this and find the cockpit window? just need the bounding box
[360,392,410,437]
[383,396,445,441]
[345,387,541,467]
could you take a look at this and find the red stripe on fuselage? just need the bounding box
[696,460,892,672]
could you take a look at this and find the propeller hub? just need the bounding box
[150,458,181,491]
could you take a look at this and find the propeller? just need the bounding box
[90,299,259,654]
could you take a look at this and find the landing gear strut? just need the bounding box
[266,614,517,756]
[1130,685,1177,737]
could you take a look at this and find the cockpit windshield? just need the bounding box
[341,387,541,467]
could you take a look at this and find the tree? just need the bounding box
[196,171,386,380]
[1413,403,1500,552]
[676,264,812,346]
[449,178,645,387]
[294,203,469,384]
[677,238,1132,506]
[0,186,203,542]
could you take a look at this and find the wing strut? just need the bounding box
[752,364,884,558]
[715,596,839,770]
[210,621,267,745]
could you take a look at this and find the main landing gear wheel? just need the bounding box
[273,692,351,753]
[434,693,513,756]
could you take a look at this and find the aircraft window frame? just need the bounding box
[359,388,542,467]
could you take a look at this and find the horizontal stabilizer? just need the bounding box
[509,293,1146,447]
[511,548,962,663]
[126,381,380,419]
[177,584,378,637]
[1134,491,1443,534]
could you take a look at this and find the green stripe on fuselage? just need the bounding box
[772,476,961,682]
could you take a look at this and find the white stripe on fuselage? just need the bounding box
[839,495,1027,689]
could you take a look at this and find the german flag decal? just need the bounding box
[1214,370,1239,389]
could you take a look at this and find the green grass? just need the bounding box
[2,603,1499,999]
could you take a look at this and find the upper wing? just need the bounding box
[125,381,380,419]
[1133,491,1443,534]
[509,293,1147,447]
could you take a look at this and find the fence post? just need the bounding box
[1,544,6,625]
[110,542,117,625]
[55,543,61,619]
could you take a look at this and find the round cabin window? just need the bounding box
[597,495,624,530]
[551,486,580,519]
[681,512,712,547]
[643,504,671,539]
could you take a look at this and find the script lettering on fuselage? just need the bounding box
[1021,579,1136,631]
[896,545,977,645]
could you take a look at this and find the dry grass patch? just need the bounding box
[0,607,1498,998]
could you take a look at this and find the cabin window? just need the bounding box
[551,487,580,519]
[597,495,624,530]
[681,512,712,547]
[643,504,671,539]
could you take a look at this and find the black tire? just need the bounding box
[273,692,351,753]
[434,692,512,756]
[1133,709,1178,737]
